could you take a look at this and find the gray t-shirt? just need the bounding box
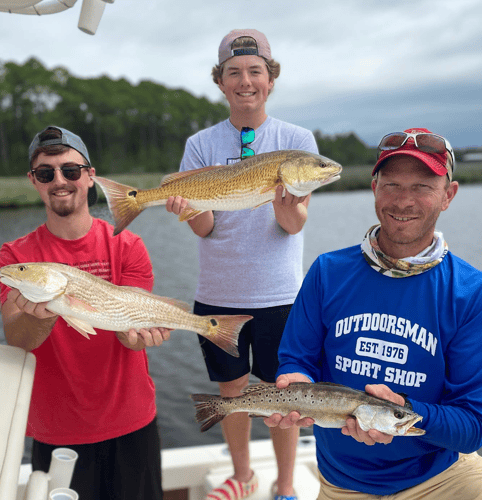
[180,116,319,308]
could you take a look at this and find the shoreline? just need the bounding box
[1,163,481,208]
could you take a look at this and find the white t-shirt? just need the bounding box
[180,116,319,308]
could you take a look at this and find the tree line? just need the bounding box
[1,58,380,178]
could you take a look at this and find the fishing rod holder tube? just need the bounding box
[22,448,78,499]
[78,0,106,35]
[48,448,79,491]
[48,487,79,500]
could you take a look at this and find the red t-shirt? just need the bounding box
[0,218,157,445]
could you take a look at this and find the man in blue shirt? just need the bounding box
[265,128,482,499]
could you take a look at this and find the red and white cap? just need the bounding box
[372,128,454,181]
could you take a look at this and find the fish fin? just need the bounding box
[152,296,191,312]
[251,200,273,210]
[179,207,204,222]
[65,294,97,312]
[190,394,226,432]
[119,287,192,312]
[241,383,275,394]
[63,316,97,339]
[160,165,225,186]
[204,315,253,357]
[93,176,144,235]
[260,185,278,194]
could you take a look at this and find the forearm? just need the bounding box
[4,311,57,352]
[411,399,482,453]
[274,203,308,234]
[188,211,214,237]
[273,190,310,235]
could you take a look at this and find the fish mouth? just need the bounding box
[397,417,425,436]
[321,174,341,186]
[405,426,425,436]
[0,272,19,288]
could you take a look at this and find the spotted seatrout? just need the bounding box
[0,262,252,356]
[93,150,342,235]
[191,382,425,436]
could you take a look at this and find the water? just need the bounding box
[1,186,481,460]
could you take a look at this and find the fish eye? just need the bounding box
[18,265,27,272]
[394,411,404,419]
[318,162,326,168]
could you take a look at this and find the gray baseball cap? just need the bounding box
[29,126,97,206]
[29,126,91,163]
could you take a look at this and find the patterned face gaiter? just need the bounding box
[361,224,448,278]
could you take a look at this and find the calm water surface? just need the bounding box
[1,185,481,460]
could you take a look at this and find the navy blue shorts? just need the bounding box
[194,301,292,383]
[32,417,162,500]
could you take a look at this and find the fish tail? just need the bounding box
[93,176,145,235]
[205,315,253,358]
[190,394,226,432]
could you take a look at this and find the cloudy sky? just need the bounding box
[2,0,481,148]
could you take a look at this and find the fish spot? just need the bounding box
[128,190,137,197]
[210,319,218,326]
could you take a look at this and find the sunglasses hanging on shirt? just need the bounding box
[227,127,255,164]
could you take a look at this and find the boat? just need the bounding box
[2,344,319,499]
[0,0,113,35]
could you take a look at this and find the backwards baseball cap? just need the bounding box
[372,128,455,182]
[29,125,97,206]
[218,29,271,65]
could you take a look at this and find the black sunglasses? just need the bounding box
[31,164,90,184]
[227,127,255,164]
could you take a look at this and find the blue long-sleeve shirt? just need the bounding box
[277,245,482,495]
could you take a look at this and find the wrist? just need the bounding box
[397,392,413,411]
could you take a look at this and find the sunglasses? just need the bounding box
[378,132,455,165]
[31,164,90,184]
[240,127,255,159]
[227,127,255,164]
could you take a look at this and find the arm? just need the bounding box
[166,196,214,237]
[272,186,310,235]
[1,288,58,352]
[272,129,318,234]
[165,135,215,237]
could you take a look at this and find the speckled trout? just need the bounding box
[191,382,425,436]
[93,150,342,235]
[0,262,251,356]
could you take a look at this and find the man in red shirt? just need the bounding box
[0,126,169,500]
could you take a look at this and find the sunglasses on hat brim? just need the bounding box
[378,132,455,167]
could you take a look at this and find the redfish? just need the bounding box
[0,262,251,356]
[93,150,342,235]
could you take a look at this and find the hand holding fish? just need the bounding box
[341,384,405,446]
[272,185,310,234]
[263,373,315,429]
[8,287,57,320]
[166,195,189,217]
[165,196,214,237]
[122,327,172,348]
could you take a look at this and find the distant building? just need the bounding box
[462,152,482,162]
